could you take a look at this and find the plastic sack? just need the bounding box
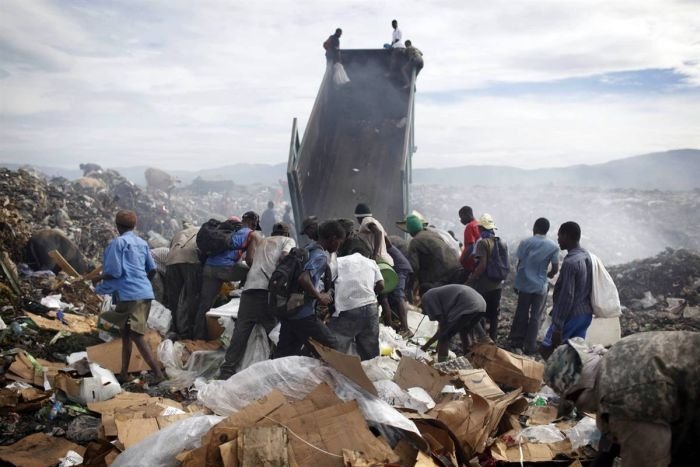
[407,310,438,341]
[158,339,225,390]
[517,424,566,444]
[147,301,172,336]
[218,316,236,348]
[378,324,431,361]
[333,63,350,85]
[564,416,600,449]
[237,324,271,372]
[112,415,223,467]
[590,253,622,318]
[196,356,419,440]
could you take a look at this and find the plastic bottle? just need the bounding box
[49,400,63,420]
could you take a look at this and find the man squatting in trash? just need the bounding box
[95,210,165,383]
[544,331,700,467]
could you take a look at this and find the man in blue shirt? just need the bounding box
[194,211,262,340]
[274,220,346,358]
[95,210,164,383]
[540,221,594,359]
[507,218,560,355]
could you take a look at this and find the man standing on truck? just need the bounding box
[324,28,342,64]
[402,40,423,88]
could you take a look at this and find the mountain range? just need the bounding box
[2,149,699,190]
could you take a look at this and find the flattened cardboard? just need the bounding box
[115,417,160,449]
[309,339,378,396]
[0,432,86,467]
[458,369,505,400]
[469,343,544,393]
[25,310,97,334]
[393,356,452,400]
[281,400,398,467]
[87,330,162,373]
[237,425,288,466]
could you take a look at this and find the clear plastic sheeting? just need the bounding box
[374,380,412,408]
[158,340,225,390]
[112,415,223,467]
[564,416,600,449]
[196,356,419,438]
[407,309,438,340]
[516,424,566,444]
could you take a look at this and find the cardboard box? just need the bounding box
[393,356,452,400]
[87,330,162,374]
[469,343,544,393]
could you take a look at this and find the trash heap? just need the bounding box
[607,248,700,335]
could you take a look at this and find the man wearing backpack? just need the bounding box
[218,222,295,379]
[164,224,202,340]
[467,214,507,341]
[274,220,346,358]
[194,211,262,340]
[540,221,593,359]
[507,218,560,355]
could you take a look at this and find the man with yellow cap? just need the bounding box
[467,213,506,341]
[95,210,164,383]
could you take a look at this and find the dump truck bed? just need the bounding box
[288,49,416,234]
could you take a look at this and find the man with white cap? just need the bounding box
[545,332,700,466]
[467,213,506,341]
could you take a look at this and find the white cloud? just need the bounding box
[0,0,699,169]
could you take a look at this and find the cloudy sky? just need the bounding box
[1,0,699,170]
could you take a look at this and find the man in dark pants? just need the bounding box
[218,223,295,379]
[324,28,342,64]
[508,218,560,355]
[274,220,346,358]
[195,212,262,340]
[467,214,503,341]
[95,210,164,383]
[164,225,202,340]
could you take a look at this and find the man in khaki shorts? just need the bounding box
[96,210,164,383]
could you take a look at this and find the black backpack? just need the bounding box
[195,218,241,257]
[485,237,510,281]
[267,247,310,319]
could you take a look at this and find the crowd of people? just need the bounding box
[93,201,600,383]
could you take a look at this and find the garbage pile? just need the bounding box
[607,248,700,335]
[0,266,601,467]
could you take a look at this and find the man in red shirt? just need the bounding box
[459,206,480,273]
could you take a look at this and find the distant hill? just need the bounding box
[2,149,699,190]
[412,149,700,190]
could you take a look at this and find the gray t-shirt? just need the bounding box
[421,284,486,337]
[244,236,296,291]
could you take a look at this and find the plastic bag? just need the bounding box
[517,424,566,444]
[333,63,350,85]
[406,387,435,413]
[158,339,225,390]
[268,322,281,345]
[590,253,622,318]
[195,356,419,440]
[147,300,172,336]
[112,415,223,467]
[564,416,600,449]
[378,324,431,361]
[237,324,271,372]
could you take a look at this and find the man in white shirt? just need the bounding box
[328,253,384,360]
[219,222,295,379]
[390,20,404,48]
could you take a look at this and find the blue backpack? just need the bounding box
[485,237,510,281]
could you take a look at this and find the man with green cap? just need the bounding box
[544,332,700,466]
[404,214,463,295]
